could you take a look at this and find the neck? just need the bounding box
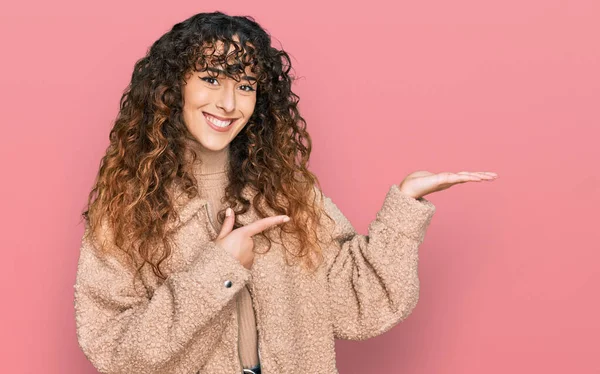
[183,136,230,176]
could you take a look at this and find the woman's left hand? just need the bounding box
[398,170,498,199]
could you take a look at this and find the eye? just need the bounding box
[240,84,256,92]
[199,76,256,92]
[200,76,219,85]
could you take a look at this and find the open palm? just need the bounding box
[398,170,498,199]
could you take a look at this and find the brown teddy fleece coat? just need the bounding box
[74,183,436,373]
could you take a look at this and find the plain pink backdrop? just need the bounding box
[1,0,598,373]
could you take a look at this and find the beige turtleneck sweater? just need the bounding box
[186,139,260,369]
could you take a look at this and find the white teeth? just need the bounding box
[205,114,232,128]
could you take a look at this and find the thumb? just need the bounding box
[216,207,235,240]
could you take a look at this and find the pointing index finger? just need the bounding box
[243,215,290,237]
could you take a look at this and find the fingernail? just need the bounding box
[226,208,231,217]
[283,216,290,222]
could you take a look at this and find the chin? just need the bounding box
[197,137,229,152]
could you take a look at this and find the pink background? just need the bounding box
[1,0,598,373]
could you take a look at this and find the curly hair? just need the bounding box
[81,11,335,280]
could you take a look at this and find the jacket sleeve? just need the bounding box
[321,184,436,341]
[73,222,251,374]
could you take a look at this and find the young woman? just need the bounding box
[74,11,497,374]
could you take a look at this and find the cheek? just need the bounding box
[184,87,211,109]
[241,96,257,116]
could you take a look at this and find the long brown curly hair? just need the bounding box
[81,11,335,280]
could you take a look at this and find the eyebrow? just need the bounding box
[205,66,257,83]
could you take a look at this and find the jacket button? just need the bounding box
[224,280,233,288]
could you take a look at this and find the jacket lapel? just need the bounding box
[168,182,262,232]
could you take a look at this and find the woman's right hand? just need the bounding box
[214,207,290,270]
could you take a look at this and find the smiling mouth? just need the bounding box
[203,112,236,129]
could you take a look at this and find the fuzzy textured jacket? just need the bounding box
[74,183,436,373]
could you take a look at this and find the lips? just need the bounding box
[203,112,237,132]
[202,112,238,122]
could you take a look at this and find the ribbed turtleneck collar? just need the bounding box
[183,136,230,189]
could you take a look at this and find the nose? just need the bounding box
[215,83,236,113]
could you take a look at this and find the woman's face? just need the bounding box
[181,38,258,153]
